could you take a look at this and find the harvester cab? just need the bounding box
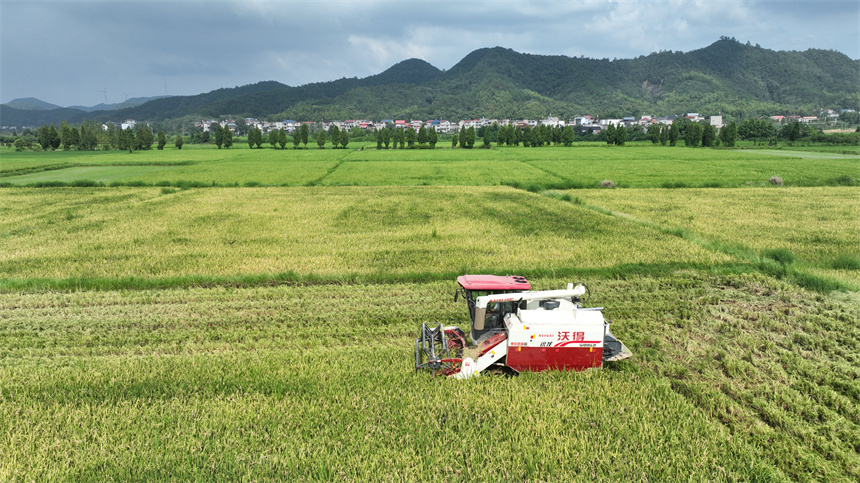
[416,274,633,379]
[454,275,531,343]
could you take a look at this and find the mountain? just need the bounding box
[4,97,63,111]
[69,96,171,112]
[3,39,858,127]
[0,105,89,127]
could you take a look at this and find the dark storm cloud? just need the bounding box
[2,0,857,107]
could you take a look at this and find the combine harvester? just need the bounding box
[416,275,632,379]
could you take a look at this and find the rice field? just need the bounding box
[574,187,860,285]
[1,145,859,481]
[0,186,731,282]
[2,144,858,188]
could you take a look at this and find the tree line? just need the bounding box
[11,116,856,153]
[31,121,184,152]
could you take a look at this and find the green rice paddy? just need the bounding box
[1,144,858,481]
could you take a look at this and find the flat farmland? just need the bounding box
[0,186,729,281]
[516,147,859,188]
[319,149,558,186]
[574,187,860,285]
[1,145,859,481]
[2,144,858,188]
[2,277,858,481]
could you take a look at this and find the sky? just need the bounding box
[2,0,858,108]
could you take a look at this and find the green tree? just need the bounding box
[174,134,184,150]
[104,124,117,150]
[37,124,51,150]
[339,130,349,149]
[76,121,100,151]
[381,127,390,149]
[669,121,680,146]
[135,124,153,150]
[269,129,279,148]
[300,123,309,148]
[614,126,627,146]
[781,121,803,144]
[561,125,574,146]
[223,129,233,149]
[60,122,72,150]
[738,118,776,143]
[157,130,167,150]
[246,127,254,149]
[330,126,340,149]
[673,117,691,139]
[838,111,860,125]
[649,124,661,144]
[497,126,509,146]
[406,127,416,148]
[540,125,551,146]
[466,126,476,148]
[451,134,458,148]
[216,125,225,149]
[278,129,287,149]
[316,130,326,148]
[254,128,263,149]
[428,127,438,148]
[684,123,703,147]
[234,119,247,137]
[417,125,428,146]
[660,124,669,146]
[701,123,716,147]
[49,124,60,150]
[605,124,616,145]
[522,125,533,147]
[719,121,738,147]
[292,130,301,149]
[534,125,544,146]
[121,127,135,153]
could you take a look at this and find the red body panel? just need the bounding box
[506,346,603,372]
[457,275,531,291]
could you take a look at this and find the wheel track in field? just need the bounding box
[496,148,574,186]
[304,149,353,185]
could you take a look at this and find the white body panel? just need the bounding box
[506,309,605,350]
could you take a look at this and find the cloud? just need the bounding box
[2,0,857,107]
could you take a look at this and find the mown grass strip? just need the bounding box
[0,262,784,293]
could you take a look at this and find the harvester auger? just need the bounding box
[415,275,632,379]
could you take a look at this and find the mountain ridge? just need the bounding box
[2,39,857,127]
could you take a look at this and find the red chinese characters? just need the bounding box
[557,331,585,341]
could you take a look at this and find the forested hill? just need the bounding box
[3,39,858,126]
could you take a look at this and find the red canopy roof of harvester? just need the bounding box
[457,275,531,291]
